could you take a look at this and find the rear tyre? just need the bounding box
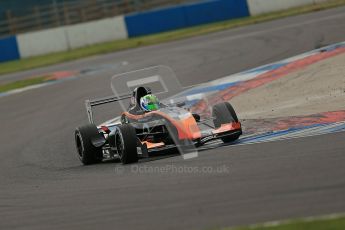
[212,102,241,143]
[75,124,103,165]
[115,124,138,164]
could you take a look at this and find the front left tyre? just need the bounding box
[75,124,103,165]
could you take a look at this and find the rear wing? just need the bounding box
[85,94,131,124]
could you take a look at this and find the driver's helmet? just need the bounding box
[140,94,160,111]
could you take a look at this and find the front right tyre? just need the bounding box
[212,102,241,143]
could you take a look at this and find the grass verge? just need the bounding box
[0,76,48,93]
[1,0,345,77]
[224,215,345,230]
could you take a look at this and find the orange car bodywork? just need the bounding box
[122,111,201,139]
[122,111,241,149]
[212,122,241,135]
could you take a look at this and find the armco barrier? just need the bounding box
[0,36,20,62]
[125,0,249,37]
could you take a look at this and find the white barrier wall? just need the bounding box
[16,1,329,58]
[17,27,69,58]
[247,0,327,15]
[17,16,127,58]
[66,16,127,49]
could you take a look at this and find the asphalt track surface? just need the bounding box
[1,6,345,230]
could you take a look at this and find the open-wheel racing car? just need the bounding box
[75,66,242,165]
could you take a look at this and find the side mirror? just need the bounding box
[176,102,186,107]
[192,113,200,122]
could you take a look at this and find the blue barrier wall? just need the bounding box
[184,0,249,27]
[125,5,186,37]
[0,36,20,63]
[0,0,250,63]
[125,0,249,37]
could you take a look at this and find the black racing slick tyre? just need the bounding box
[115,124,138,164]
[212,102,240,143]
[75,124,103,165]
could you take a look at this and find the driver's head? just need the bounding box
[140,94,160,111]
